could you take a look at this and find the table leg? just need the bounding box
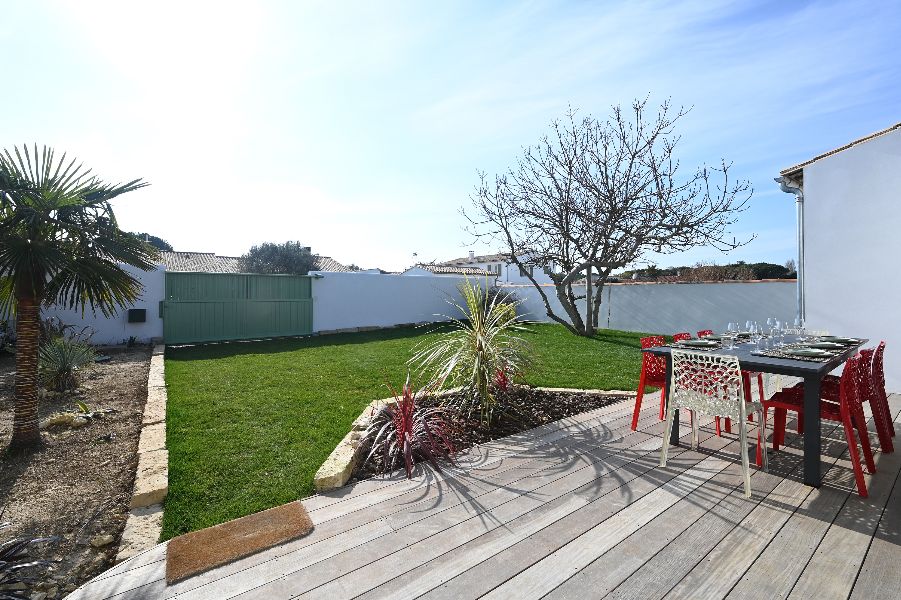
[803,374,822,487]
[667,353,679,446]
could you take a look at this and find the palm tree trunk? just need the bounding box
[10,295,42,450]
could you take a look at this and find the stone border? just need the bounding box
[115,345,167,563]
[312,387,637,491]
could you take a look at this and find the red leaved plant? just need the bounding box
[362,375,456,478]
[494,367,510,392]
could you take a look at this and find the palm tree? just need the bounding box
[0,145,158,452]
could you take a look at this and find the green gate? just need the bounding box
[162,272,313,344]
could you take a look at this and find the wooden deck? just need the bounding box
[70,395,901,600]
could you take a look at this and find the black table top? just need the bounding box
[643,335,868,377]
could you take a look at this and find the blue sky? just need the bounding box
[3,0,900,271]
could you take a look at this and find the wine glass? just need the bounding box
[774,320,784,346]
[794,317,806,341]
[745,320,753,333]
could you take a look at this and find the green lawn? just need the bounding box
[161,323,652,539]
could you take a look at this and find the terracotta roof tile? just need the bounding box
[780,121,901,179]
[159,252,352,273]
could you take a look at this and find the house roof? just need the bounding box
[159,252,241,273]
[159,251,352,273]
[780,121,901,182]
[411,263,495,276]
[309,256,353,273]
[438,252,511,266]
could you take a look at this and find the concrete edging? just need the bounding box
[115,344,167,563]
[312,386,638,492]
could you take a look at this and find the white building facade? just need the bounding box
[778,122,901,389]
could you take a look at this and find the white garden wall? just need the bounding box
[508,280,797,336]
[311,272,479,332]
[41,264,165,345]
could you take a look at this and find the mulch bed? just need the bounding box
[353,386,626,481]
[0,347,152,599]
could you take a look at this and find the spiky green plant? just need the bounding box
[410,278,532,423]
[39,336,97,392]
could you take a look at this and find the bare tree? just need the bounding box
[467,98,753,336]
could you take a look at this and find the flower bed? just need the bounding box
[352,386,629,482]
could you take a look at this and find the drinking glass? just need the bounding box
[745,320,753,333]
[774,320,784,346]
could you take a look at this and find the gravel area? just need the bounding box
[0,347,151,599]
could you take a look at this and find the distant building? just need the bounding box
[402,263,495,278]
[437,251,554,285]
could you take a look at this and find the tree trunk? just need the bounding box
[9,293,42,451]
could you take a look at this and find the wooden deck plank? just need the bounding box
[544,422,812,600]
[154,405,679,599]
[419,420,748,600]
[659,425,854,599]
[365,428,737,600]
[849,460,901,599]
[601,421,842,600]
[728,404,901,599]
[787,405,901,599]
[238,418,710,599]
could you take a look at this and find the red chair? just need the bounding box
[631,332,726,435]
[873,343,895,440]
[764,354,875,497]
[631,336,667,430]
[821,343,893,453]
[697,329,714,338]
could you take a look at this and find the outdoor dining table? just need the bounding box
[644,335,866,487]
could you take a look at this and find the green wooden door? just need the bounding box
[162,272,313,344]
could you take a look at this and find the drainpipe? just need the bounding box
[775,176,804,322]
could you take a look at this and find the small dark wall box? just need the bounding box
[128,308,147,323]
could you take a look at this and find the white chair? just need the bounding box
[659,350,768,498]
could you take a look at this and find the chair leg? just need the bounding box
[660,398,676,467]
[773,407,787,451]
[715,416,722,437]
[739,417,752,498]
[631,381,646,431]
[841,409,869,498]
[870,395,895,453]
[853,407,877,474]
[691,411,699,450]
[659,387,666,421]
[758,408,768,472]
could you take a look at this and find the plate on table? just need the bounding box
[818,336,860,344]
[806,341,846,350]
[785,348,831,358]
[677,339,719,348]
[702,334,723,341]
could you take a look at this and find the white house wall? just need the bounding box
[508,280,797,337]
[41,264,165,345]
[802,129,901,390]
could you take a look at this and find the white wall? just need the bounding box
[802,128,901,390]
[312,272,479,332]
[41,264,164,345]
[507,280,797,336]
